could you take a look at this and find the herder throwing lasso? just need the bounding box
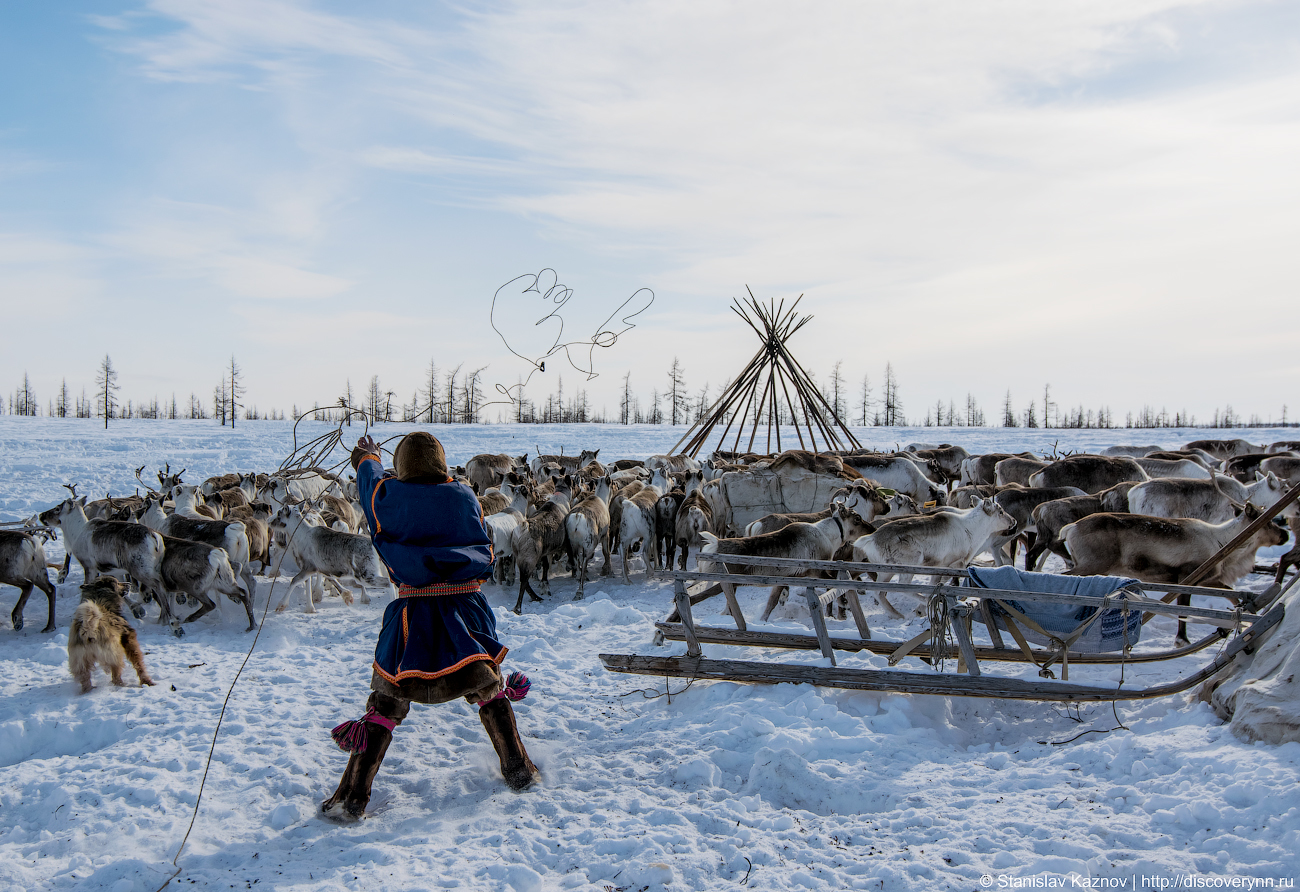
[323,432,539,818]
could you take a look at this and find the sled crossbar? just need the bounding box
[671,553,1250,601]
[663,570,1254,626]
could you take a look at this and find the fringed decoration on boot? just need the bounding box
[331,708,398,753]
[504,671,531,701]
[478,671,531,706]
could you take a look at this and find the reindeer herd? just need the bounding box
[1,436,1297,649]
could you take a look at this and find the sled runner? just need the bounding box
[599,555,1286,703]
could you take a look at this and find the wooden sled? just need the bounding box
[599,555,1287,703]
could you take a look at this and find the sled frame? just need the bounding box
[599,557,1283,702]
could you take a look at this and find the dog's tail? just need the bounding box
[71,601,109,646]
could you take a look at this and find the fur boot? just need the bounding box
[322,692,410,817]
[478,698,539,791]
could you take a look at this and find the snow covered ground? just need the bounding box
[1,418,1298,892]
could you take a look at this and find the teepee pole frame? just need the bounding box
[670,290,863,458]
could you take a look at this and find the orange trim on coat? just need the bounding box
[370,477,387,536]
[371,646,509,685]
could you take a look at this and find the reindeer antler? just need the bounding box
[62,482,78,498]
[134,466,161,495]
[1210,467,1246,511]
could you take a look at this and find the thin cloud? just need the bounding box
[11,0,1293,419]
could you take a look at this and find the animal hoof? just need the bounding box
[131,605,147,619]
[11,618,22,631]
[572,593,584,601]
[172,626,185,638]
[175,593,188,605]
[320,799,362,821]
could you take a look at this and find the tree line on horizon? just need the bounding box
[4,355,1293,431]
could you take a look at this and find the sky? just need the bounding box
[1,0,1297,424]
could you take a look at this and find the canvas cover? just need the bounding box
[964,565,1145,653]
[717,467,852,534]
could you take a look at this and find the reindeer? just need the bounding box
[960,452,1036,486]
[565,477,613,600]
[510,499,570,612]
[673,490,716,572]
[168,485,221,520]
[758,450,857,478]
[530,449,599,477]
[200,472,242,496]
[654,490,686,571]
[313,492,363,533]
[1028,455,1148,494]
[908,445,971,490]
[744,480,894,537]
[268,505,391,612]
[1023,483,1136,571]
[851,498,1017,617]
[1101,445,1163,458]
[157,534,256,631]
[1184,439,1263,460]
[484,484,531,587]
[225,502,273,573]
[1063,506,1288,643]
[1134,457,1212,480]
[700,503,877,622]
[139,495,257,599]
[985,486,1087,567]
[54,484,145,582]
[0,530,57,632]
[1145,450,1218,469]
[258,471,337,508]
[478,489,511,516]
[156,463,185,491]
[1260,456,1300,487]
[1126,472,1295,524]
[466,453,528,494]
[945,484,1006,510]
[205,487,251,518]
[616,482,663,583]
[38,497,179,635]
[841,454,946,505]
[994,456,1049,488]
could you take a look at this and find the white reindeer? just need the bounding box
[851,498,1017,617]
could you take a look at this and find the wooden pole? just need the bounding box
[1182,481,1300,586]
[773,358,812,452]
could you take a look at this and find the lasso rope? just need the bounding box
[152,519,303,892]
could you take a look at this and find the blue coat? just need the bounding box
[355,456,495,588]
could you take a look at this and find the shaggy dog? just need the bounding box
[68,577,155,693]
